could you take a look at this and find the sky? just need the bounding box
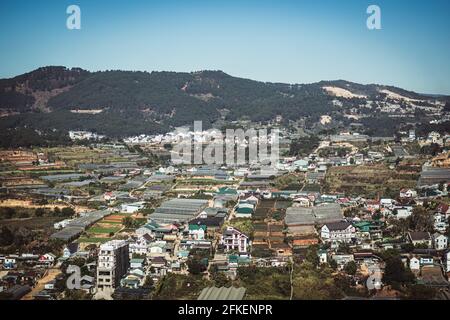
[0,0,449,94]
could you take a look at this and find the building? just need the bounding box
[220,227,249,253]
[197,286,246,300]
[121,202,145,214]
[408,232,432,248]
[149,198,209,223]
[433,233,448,251]
[285,203,342,235]
[97,240,130,291]
[189,224,206,240]
[400,188,417,199]
[410,257,420,272]
[321,221,356,243]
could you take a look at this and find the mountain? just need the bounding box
[0,66,448,147]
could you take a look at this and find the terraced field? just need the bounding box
[323,163,421,198]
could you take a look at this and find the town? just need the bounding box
[0,122,449,300]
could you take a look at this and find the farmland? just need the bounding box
[323,162,422,198]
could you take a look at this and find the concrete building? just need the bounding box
[220,227,249,253]
[321,221,356,243]
[97,240,130,291]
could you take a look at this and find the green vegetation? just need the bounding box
[153,273,213,300]
[223,218,254,238]
[289,136,320,156]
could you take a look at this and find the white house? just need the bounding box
[129,235,152,257]
[121,202,145,214]
[292,196,312,207]
[220,227,249,253]
[321,221,356,243]
[188,224,206,240]
[400,189,417,199]
[409,257,420,272]
[433,233,448,251]
[318,250,328,264]
[393,206,413,219]
[380,198,396,209]
[420,256,434,266]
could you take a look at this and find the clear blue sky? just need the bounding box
[1,0,449,94]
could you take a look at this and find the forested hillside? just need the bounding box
[0,66,448,147]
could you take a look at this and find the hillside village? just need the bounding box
[0,123,450,300]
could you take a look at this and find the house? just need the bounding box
[148,241,168,256]
[433,213,448,232]
[420,256,434,266]
[380,198,396,209]
[150,256,167,276]
[120,268,145,289]
[393,206,413,219]
[409,257,420,272]
[189,216,225,234]
[39,253,56,267]
[436,203,450,215]
[234,203,254,218]
[129,234,152,257]
[321,221,356,243]
[130,258,145,269]
[433,233,448,251]
[292,196,312,207]
[103,191,117,202]
[44,280,56,290]
[3,257,17,269]
[400,189,417,199]
[121,202,145,214]
[331,254,354,270]
[62,243,79,259]
[189,224,206,240]
[408,232,432,248]
[241,195,259,206]
[365,200,380,212]
[318,249,328,264]
[220,227,249,253]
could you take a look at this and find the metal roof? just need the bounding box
[197,286,246,300]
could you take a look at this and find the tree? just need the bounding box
[405,284,437,300]
[143,276,154,289]
[53,207,61,216]
[187,256,206,275]
[344,261,357,276]
[383,256,415,286]
[1,207,16,219]
[61,207,75,217]
[212,272,230,287]
[35,208,45,217]
[408,206,433,232]
[0,226,14,246]
[329,259,338,270]
[122,216,135,228]
[305,245,320,267]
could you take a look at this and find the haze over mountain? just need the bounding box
[0,66,448,147]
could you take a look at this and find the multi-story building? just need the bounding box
[220,227,249,253]
[321,221,356,243]
[97,240,130,291]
